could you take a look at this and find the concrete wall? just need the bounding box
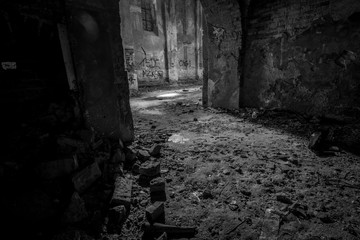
[120,0,203,87]
[120,0,167,87]
[65,0,134,142]
[200,0,242,109]
[243,0,360,116]
[176,0,203,83]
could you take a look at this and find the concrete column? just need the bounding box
[165,0,178,83]
[194,0,203,81]
[119,0,138,90]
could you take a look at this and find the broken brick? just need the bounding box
[72,162,101,193]
[149,144,162,157]
[138,150,151,162]
[139,161,161,177]
[146,201,165,223]
[150,177,166,194]
[276,194,293,205]
[308,132,322,149]
[110,177,132,208]
[108,205,127,224]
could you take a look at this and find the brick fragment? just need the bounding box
[149,144,162,157]
[72,162,101,193]
[146,201,165,223]
[150,177,166,193]
[139,161,161,177]
[108,205,127,224]
[110,177,132,208]
[138,150,151,161]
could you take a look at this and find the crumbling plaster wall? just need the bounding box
[200,0,242,109]
[120,0,203,87]
[120,0,168,87]
[176,0,203,83]
[244,0,360,116]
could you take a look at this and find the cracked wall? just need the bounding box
[244,0,360,116]
[200,0,242,109]
[120,0,203,87]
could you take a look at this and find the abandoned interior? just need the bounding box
[1,0,360,239]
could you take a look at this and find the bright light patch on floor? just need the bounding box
[157,92,180,98]
[139,109,164,115]
[168,134,190,143]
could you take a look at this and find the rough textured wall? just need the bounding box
[244,0,360,116]
[120,0,167,87]
[121,0,203,87]
[200,0,242,109]
[67,0,134,142]
[176,0,203,83]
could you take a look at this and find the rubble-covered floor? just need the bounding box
[125,85,360,240]
[2,85,360,240]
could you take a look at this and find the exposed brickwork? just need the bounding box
[243,0,360,116]
[248,0,332,40]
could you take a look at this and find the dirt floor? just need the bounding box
[2,85,360,240]
[120,85,360,240]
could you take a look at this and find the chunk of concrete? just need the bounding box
[63,192,88,223]
[137,150,151,162]
[149,144,162,157]
[110,177,132,208]
[146,201,165,223]
[308,132,322,149]
[72,162,101,193]
[150,177,166,194]
[139,161,161,177]
[108,205,127,224]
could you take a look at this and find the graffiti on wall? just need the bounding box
[209,23,241,49]
[1,62,17,70]
[139,57,160,68]
[139,56,163,80]
[128,72,137,85]
[142,68,163,79]
[135,47,164,80]
[138,56,163,80]
[210,24,225,46]
[125,48,135,70]
[179,59,192,68]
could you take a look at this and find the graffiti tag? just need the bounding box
[2,62,17,70]
[179,60,191,68]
